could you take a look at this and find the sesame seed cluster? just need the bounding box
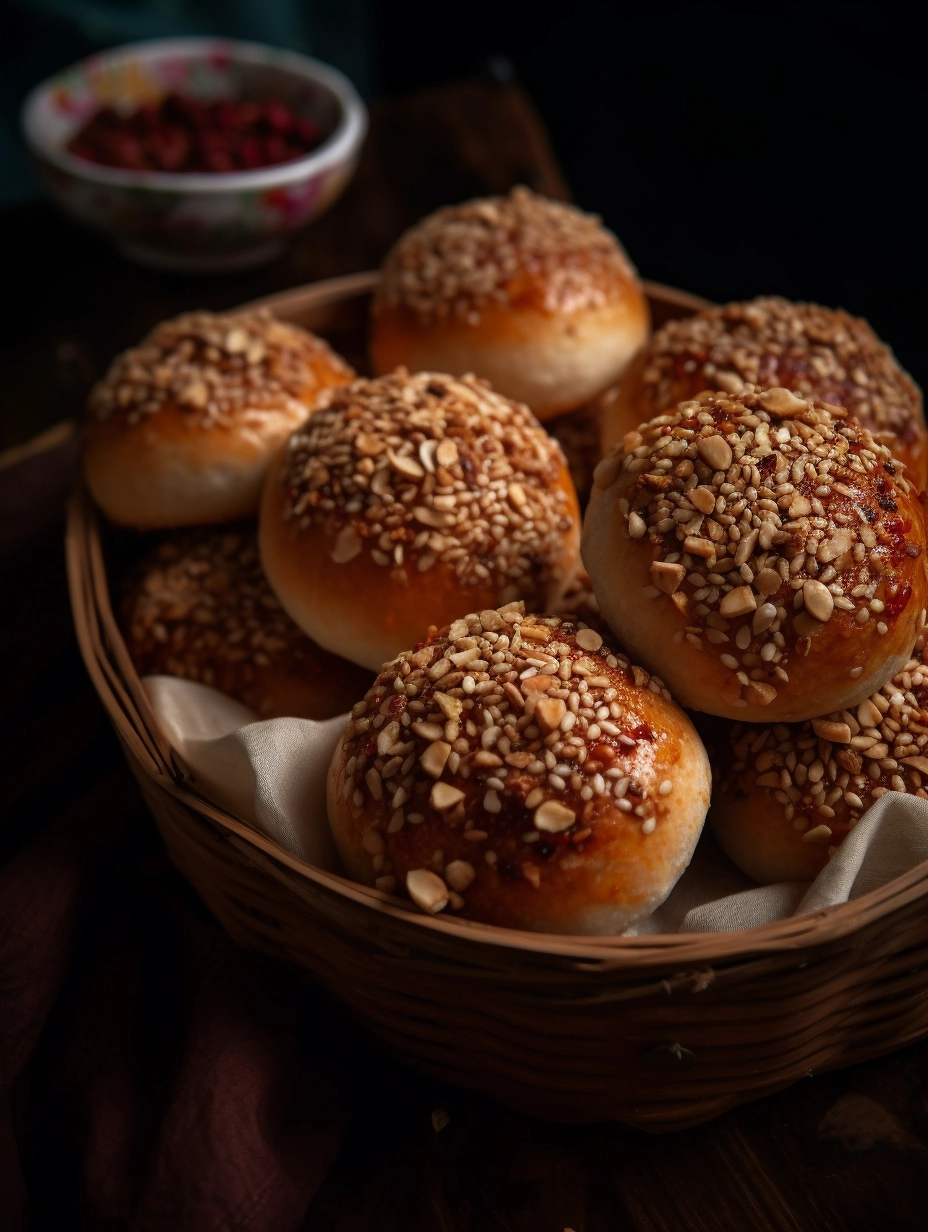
[721,648,928,853]
[90,309,352,428]
[280,369,577,593]
[336,603,676,915]
[374,186,636,324]
[595,387,923,708]
[122,528,317,703]
[639,297,923,448]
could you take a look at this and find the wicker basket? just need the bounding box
[66,273,928,1131]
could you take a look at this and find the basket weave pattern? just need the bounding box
[66,274,928,1130]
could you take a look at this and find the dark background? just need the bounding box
[2,0,923,410]
[375,0,923,387]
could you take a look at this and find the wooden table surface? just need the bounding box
[4,77,928,1232]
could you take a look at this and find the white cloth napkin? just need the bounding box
[144,676,343,871]
[143,676,928,935]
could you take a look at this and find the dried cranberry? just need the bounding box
[67,91,324,173]
[296,117,320,144]
[883,582,912,620]
[239,138,262,169]
[628,723,655,742]
[262,134,291,165]
[204,148,235,173]
[264,100,294,132]
[215,99,239,131]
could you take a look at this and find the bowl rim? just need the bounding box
[20,36,368,194]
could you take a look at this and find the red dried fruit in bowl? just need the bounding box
[66,92,325,173]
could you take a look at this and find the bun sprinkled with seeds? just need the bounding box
[710,649,928,883]
[85,309,353,528]
[121,527,371,718]
[260,369,581,671]
[583,388,928,722]
[601,297,926,483]
[371,187,650,420]
[326,603,710,934]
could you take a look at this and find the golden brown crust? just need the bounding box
[259,370,581,670]
[84,310,354,528]
[121,526,371,719]
[89,308,353,429]
[710,648,928,882]
[604,297,926,483]
[583,388,928,722]
[370,188,650,418]
[373,187,640,323]
[326,604,711,934]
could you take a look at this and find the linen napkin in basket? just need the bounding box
[145,676,928,935]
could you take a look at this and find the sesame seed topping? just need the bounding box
[803,579,834,623]
[444,859,476,891]
[120,526,369,717]
[697,435,733,470]
[719,585,757,619]
[575,627,604,652]
[430,782,465,810]
[335,604,684,919]
[802,825,833,843]
[420,740,452,778]
[406,869,450,913]
[534,801,576,832]
[633,296,923,460]
[279,369,577,595]
[374,186,638,323]
[89,308,352,427]
[718,646,928,851]
[608,387,922,707]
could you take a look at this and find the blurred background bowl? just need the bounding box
[20,37,367,272]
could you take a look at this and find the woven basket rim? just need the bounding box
[64,269,928,970]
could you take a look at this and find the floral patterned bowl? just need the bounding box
[21,38,367,272]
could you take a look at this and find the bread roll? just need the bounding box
[326,604,710,933]
[121,526,370,718]
[601,297,926,484]
[85,309,353,528]
[583,388,928,722]
[371,187,650,420]
[259,369,581,671]
[711,650,928,882]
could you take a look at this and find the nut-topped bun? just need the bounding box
[326,604,711,934]
[710,649,928,883]
[121,527,371,718]
[371,187,650,420]
[85,309,354,528]
[601,297,926,484]
[260,370,581,672]
[583,388,928,722]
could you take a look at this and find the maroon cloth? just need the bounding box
[0,787,360,1231]
[0,479,362,1231]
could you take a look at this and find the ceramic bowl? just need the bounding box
[21,38,367,272]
